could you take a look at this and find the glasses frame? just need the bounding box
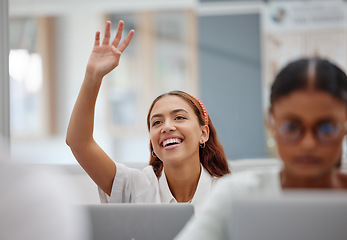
[268,115,347,145]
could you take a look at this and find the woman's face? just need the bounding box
[148,95,209,167]
[271,89,347,181]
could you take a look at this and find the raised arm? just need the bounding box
[66,21,134,196]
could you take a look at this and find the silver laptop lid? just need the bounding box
[85,203,194,240]
[229,191,347,240]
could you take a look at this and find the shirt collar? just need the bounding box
[158,164,216,204]
[190,165,216,205]
[158,168,177,203]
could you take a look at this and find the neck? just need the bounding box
[163,161,201,202]
[280,169,342,189]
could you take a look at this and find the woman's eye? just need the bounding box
[279,122,300,134]
[152,120,162,127]
[175,116,186,120]
[318,122,336,135]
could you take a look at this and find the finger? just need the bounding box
[102,21,112,45]
[118,30,135,53]
[94,31,100,46]
[111,20,124,47]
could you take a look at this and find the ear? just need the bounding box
[266,111,276,137]
[200,125,210,144]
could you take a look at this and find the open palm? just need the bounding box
[86,20,134,79]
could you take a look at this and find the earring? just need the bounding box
[200,142,206,148]
[152,151,156,158]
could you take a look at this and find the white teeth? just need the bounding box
[162,138,182,147]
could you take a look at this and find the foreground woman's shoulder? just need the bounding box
[338,172,347,189]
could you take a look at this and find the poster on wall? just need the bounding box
[263,0,346,32]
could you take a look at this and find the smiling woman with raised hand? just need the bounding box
[66,20,230,213]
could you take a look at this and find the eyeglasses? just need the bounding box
[274,120,346,145]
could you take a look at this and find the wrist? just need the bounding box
[84,69,103,87]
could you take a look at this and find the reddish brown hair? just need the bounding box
[146,90,231,178]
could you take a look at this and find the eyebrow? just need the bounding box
[279,114,337,125]
[279,114,301,121]
[150,109,189,121]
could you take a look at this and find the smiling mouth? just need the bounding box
[161,138,183,148]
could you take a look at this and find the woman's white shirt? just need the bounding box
[98,163,221,214]
[174,168,282,240]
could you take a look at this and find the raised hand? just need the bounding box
[86,20,134,80]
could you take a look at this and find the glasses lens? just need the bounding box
[316,122,342,143]
[277,121,301,142]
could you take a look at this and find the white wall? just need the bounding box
[0,0,10,144]
[9,0,197,16]
[55,13,105,135]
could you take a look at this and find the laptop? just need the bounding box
[84,203,194,240]
[228,191,347,240]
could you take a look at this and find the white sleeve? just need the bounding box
[174,177,233,240]
[0,164,90,240]
[98,163,157,203]
[174,170,281,240]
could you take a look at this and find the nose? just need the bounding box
[300,130,316,152]
[161,120,176,133]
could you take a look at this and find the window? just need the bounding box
[7,3,197,164]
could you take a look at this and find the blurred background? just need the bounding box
[1,0,347,165]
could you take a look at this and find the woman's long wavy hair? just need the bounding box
[146,90,231,178]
